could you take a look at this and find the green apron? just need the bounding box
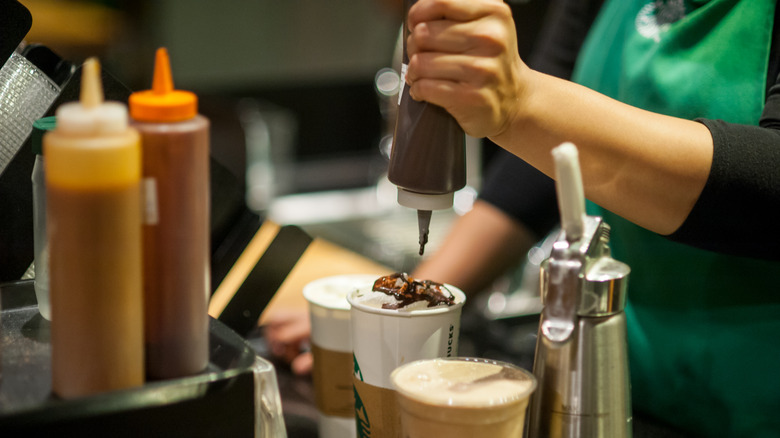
[572,1,780,436]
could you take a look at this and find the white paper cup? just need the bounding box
[348,283,466,438]
[391,357,537,438]
[303,274,378,438]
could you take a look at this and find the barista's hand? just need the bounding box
[405,0,714,238]
[405,0,531,139]
[263,308,313,375]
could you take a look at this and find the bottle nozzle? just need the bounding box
[417,209,432,256]
[152,47,174,95]
[80,57,103,109]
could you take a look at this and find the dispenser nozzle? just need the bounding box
[552,142,586,243]
[417,209,432,255]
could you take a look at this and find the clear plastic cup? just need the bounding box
[391,357,537,438]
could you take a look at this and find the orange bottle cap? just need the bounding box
[129,47,197,122]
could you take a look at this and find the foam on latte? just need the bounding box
[392,358,535,407]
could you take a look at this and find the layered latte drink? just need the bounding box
[391,357,537,438]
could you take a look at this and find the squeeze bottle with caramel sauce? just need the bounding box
[45,58,144,398]
[129,48,210,379]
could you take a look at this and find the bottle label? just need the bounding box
[143,177,159,225]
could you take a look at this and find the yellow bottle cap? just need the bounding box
[129,47,197,122]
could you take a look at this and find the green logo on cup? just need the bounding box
[354,384,371,438]
[353,354,370,437]
[353,353,364,381]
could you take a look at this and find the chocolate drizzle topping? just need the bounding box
[372,272,456,309]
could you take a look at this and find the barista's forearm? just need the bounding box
[490,71,713,235]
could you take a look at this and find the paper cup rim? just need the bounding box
[303,274,379,311]
[390,357,537,407]
[346,284,466,317]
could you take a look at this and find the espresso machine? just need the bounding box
[526,143,632,438]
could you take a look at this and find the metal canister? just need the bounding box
[527,216,632,438]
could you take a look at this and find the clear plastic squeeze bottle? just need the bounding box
[45,58,144,398]
[31,116,56,321]
[129,47,210,379]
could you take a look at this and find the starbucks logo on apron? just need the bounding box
[635,0,687,41]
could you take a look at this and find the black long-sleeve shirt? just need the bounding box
[481,0,780,260]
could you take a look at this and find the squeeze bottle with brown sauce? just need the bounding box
[129,48,210,379]
[45,58,144,398]
[388,0,466,256]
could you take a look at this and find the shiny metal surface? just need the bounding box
[582,256,629,316]
[528,313,632,438]
[527,216,632,438]
[540,218,628,318]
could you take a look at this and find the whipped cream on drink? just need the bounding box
[303,274,377,311]
[350,273,457,311]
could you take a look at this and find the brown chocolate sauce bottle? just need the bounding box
[130,48,210,380]
[388,0,466,255]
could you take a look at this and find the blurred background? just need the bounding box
[21,0,402,194]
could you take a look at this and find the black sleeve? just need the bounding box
[478,0,603,240]
[479,150,558,240]
[668,84,780,260]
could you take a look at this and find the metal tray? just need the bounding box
[0,280,286,437]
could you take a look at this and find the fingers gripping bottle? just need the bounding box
[388,0,466,256]
[45,58,144,398]
[129,48,210,379]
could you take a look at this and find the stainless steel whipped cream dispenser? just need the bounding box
[526,143,632,438]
